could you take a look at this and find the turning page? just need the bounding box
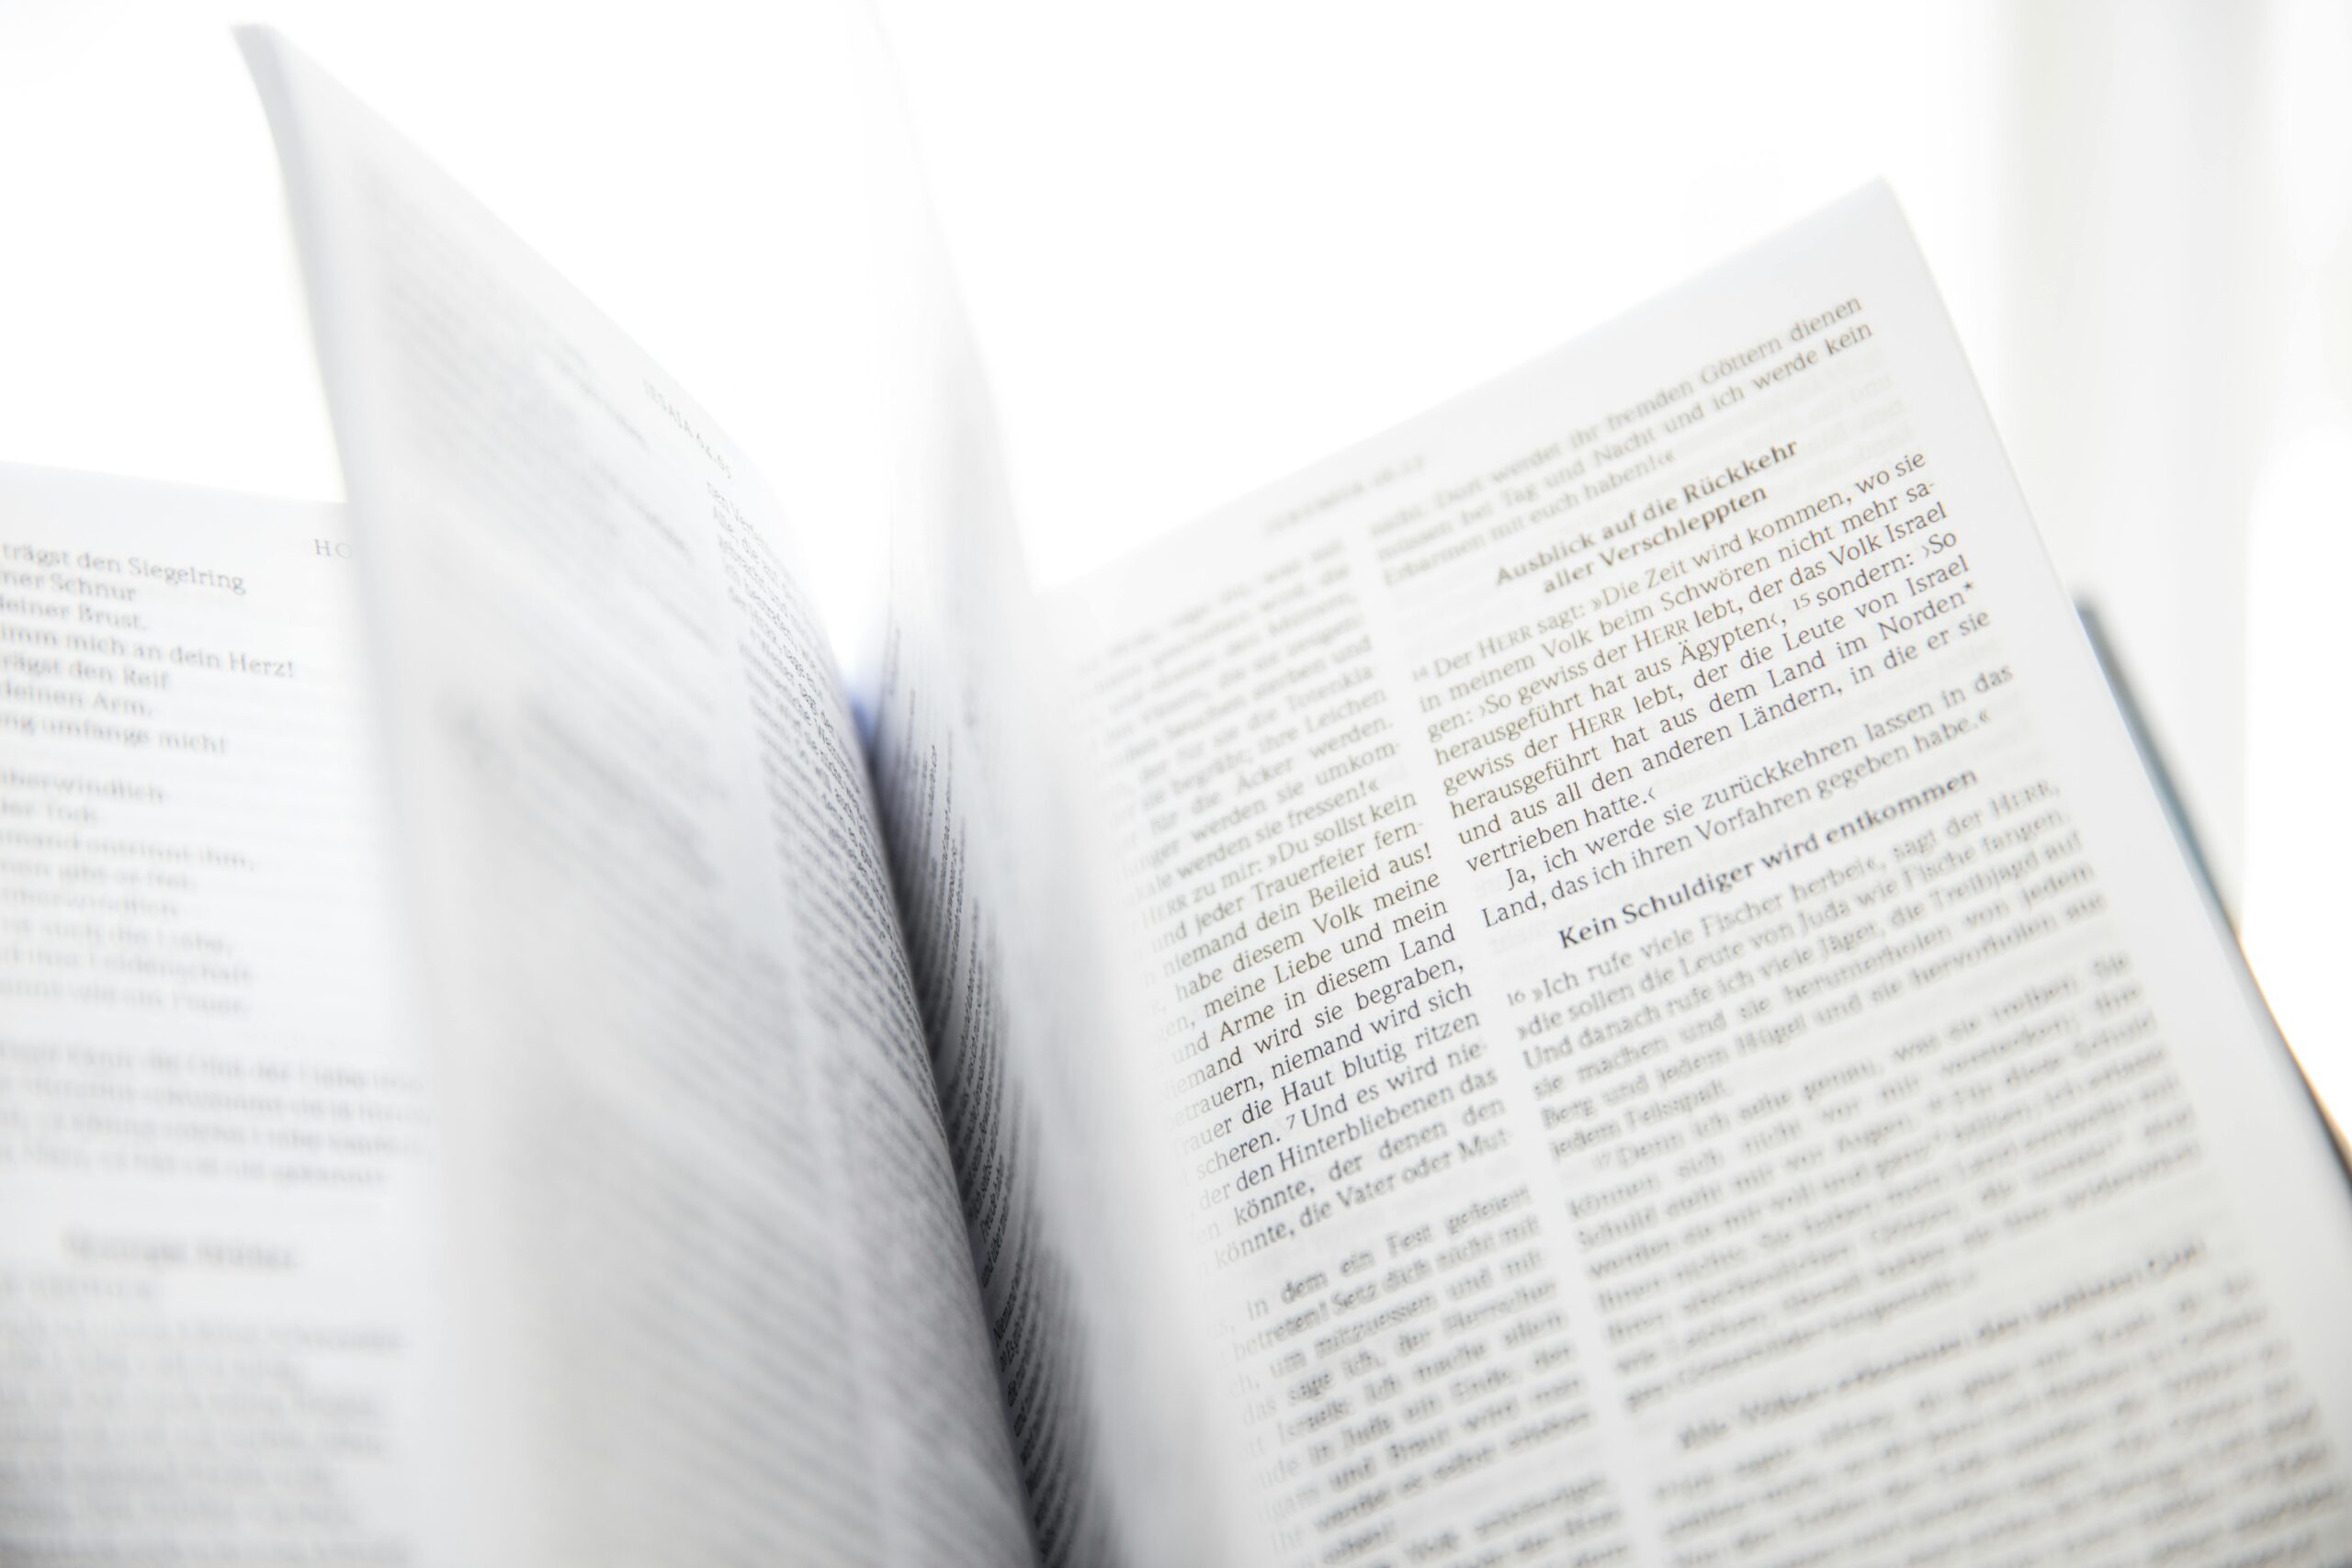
[1056,187,2352,1565]
[242,30,1030,1567]
[852,24,1247,1564]
[0,468,428,1561]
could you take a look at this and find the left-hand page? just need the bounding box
[240,28,1035,1568]
[0,467,431,1561]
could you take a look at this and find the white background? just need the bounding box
[2,0,2344,1114]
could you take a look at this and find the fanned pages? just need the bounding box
[240,29,1032,1567]
[6,28,2347,1568]
[850,19,1251,1565]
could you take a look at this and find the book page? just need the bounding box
[241,30,1032,1567]
[0,468,431,1561]
[1055,188,2352,1566]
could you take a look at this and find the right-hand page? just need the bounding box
[1054,185,2352,1566]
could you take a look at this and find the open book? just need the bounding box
[5,28,2348,1568]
